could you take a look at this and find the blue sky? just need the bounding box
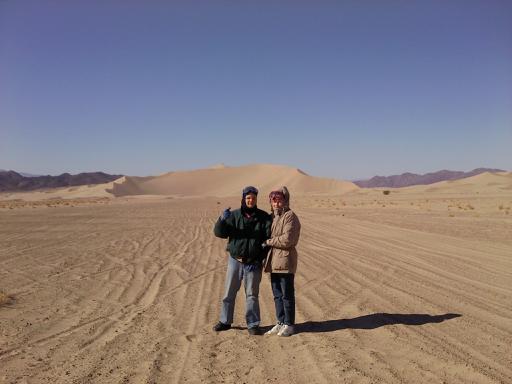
[1,1,511,180]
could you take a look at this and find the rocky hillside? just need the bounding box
[354,168,506,188]
[0,171,123,192]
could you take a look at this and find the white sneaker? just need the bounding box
[265,323,283,335]
[277,324,294,337]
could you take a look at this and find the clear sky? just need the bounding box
[1,0,511,180]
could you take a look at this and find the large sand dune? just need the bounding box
[1,180,511,383]
[110,164,359,197]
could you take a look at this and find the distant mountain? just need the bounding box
[0,170,124,192]
[19,172,43,177]
[353,168,506,188]
[0,169,42,177]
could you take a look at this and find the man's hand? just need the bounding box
[220,207,231,221]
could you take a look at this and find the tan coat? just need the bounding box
[264,208,301,274]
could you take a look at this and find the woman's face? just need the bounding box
[245,193,257,208]
[271,197,284,210]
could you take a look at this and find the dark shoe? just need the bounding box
[213,322,231,332]
[247,326,262,336]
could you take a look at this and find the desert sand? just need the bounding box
[1,165,511,384]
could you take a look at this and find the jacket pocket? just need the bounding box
[274,249,290,270]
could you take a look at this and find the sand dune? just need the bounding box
[0,180,119,201]
[110,164,359,197]
[401,172,512,194]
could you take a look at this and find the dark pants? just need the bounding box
[270,273,295,325]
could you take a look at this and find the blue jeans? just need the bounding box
[270,273,295,325]
[220,256,262,329]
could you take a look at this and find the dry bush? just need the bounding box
[0,291,14,306]
[457,203,475,210]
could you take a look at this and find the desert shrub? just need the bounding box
[0,291,13,306]
[383,190,390,195]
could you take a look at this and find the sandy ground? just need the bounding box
[1,191,511,384]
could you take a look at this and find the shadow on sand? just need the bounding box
[296,313,461,334]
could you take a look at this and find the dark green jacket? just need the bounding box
[214,208,272,264]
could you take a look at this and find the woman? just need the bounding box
[263,186,301,337]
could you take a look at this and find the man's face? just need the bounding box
[271,197,284,210]
[245,193,257,208]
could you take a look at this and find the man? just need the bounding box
[213,186,271,335]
